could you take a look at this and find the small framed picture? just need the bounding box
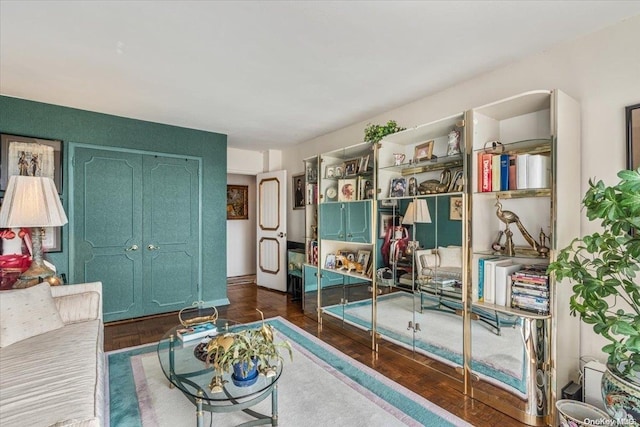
[389,177,407,197]
[357,249,371,270]
[379,212,394,238]
[325,166,335,179]
[334,165,343,178]
[292,173,305,209]
[325,253,336,269]
[359,155,370,173]
[450,196,463,220]
[414,140,434,162]
[338,179,357,201]
[227,185,249,219]
[344,158,359,176]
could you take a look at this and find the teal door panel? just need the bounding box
[346,201,371,243]
[73,148,144,321]
[304,264,318,292]
[319,203,344,240]
[142,156,199,314]
[320,269,346,288]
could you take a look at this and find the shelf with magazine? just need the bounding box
[303,156,319,318]
[467,90,581,425]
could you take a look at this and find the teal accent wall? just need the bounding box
[0,96,227,303]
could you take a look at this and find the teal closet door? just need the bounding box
[346,201,371,243]
[142,155,199,315]
[73,147,201,322]
[73,147,144,321]
[319,203,345,240]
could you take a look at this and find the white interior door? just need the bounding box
[256,170,287,291]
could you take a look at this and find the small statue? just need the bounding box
[408,177,418,196]
[447,129,461,156]
[495,198,545,255]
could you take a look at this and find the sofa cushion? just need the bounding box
[0,282,65,347]
[54,291,101,324]
[437,246,462,268]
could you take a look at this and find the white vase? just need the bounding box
[556,400,611,427]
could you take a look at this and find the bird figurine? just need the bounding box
[495,199,541,254]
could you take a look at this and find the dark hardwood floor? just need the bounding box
[104,283,524,427]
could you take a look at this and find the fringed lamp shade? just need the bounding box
[0,176,67,288]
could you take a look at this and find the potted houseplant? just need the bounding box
[205,310,293,390]
[363,120,405,144]
[547,168,640,424]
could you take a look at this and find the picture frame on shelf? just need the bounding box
[227,185,249,219]
[343,158,359,176]
[325,253,336,269]
[450,196,463,220]
[356,249,371,271]
[338,179,356,201]
[292,173,305,209]
[379,212,394,238]
[389,177,407,197]
[626,103,640,171]
[0,133,63,192]
[359,155,370,173]
[325,166,335,179]
[414,140,434,163]
[334,165,344,178]
[306,165,317,183]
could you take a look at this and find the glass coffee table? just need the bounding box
[157,320,283,427]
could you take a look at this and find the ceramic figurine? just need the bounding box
[447,129,461,156]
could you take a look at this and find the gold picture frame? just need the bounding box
[227,185,248,220]
[414,140,434,162]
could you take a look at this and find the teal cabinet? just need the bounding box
[319,201,371,244]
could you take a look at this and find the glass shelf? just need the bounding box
[379,153,463,175]
[472,301,551,319]
[474,188,551,198]
[474,138,551,155]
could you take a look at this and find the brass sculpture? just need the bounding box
[495,198,549,257]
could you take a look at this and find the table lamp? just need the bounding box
[0,176,68,288]
[402,199,432,256]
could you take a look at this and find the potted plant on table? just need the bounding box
[547,168,640,424]
[205,310,293,392]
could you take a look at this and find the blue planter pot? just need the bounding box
[231,359,259,387]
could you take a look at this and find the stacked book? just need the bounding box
[177,322,218,342]
[510,265,550,315]
[477,152,550,192]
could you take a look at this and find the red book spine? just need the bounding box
[481,153,492,192]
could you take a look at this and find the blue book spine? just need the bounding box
[500,154,510,191]
[478,258,485,301]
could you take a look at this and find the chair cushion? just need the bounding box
[0,282,64,347]
[437,246,462,268]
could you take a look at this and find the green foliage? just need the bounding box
[548,168,640,376]
[206,322,293,378]
[363,120,405,144]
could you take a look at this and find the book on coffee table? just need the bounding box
[177,322,217,342]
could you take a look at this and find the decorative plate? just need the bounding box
[326,186,338,201]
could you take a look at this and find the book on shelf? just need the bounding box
[527,154,550,189]
[177,322,218,342]
[511,284,550,298]
[511,294,550,315]
[495,262,522,306]
[491,154,501,193]
[478,152,493,192]
[508,154,517,190]
[499,153,510,191]
[476,256,498,302]
[516,153,529,189]
[483,258,512,304]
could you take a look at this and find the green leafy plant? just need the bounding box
[547,168,640,376]
[363,120,405,144]
[206,310,293,381]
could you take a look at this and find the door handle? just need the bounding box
[125,244,139,251]
[277,232,286,238]
[147,244,159,251]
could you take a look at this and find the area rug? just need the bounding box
[106,317,472,427]
[324,292,527,396]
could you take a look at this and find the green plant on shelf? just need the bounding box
[363,120,405,144]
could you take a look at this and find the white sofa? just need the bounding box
[0,282,104,427]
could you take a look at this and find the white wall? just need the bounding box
[226,174,257,277]
[282,15,640,363]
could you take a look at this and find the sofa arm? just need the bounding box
[50,282,103,322]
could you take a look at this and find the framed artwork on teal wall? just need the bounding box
[0,134,63,193]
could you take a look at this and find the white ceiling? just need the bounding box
[2,1,640,151]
